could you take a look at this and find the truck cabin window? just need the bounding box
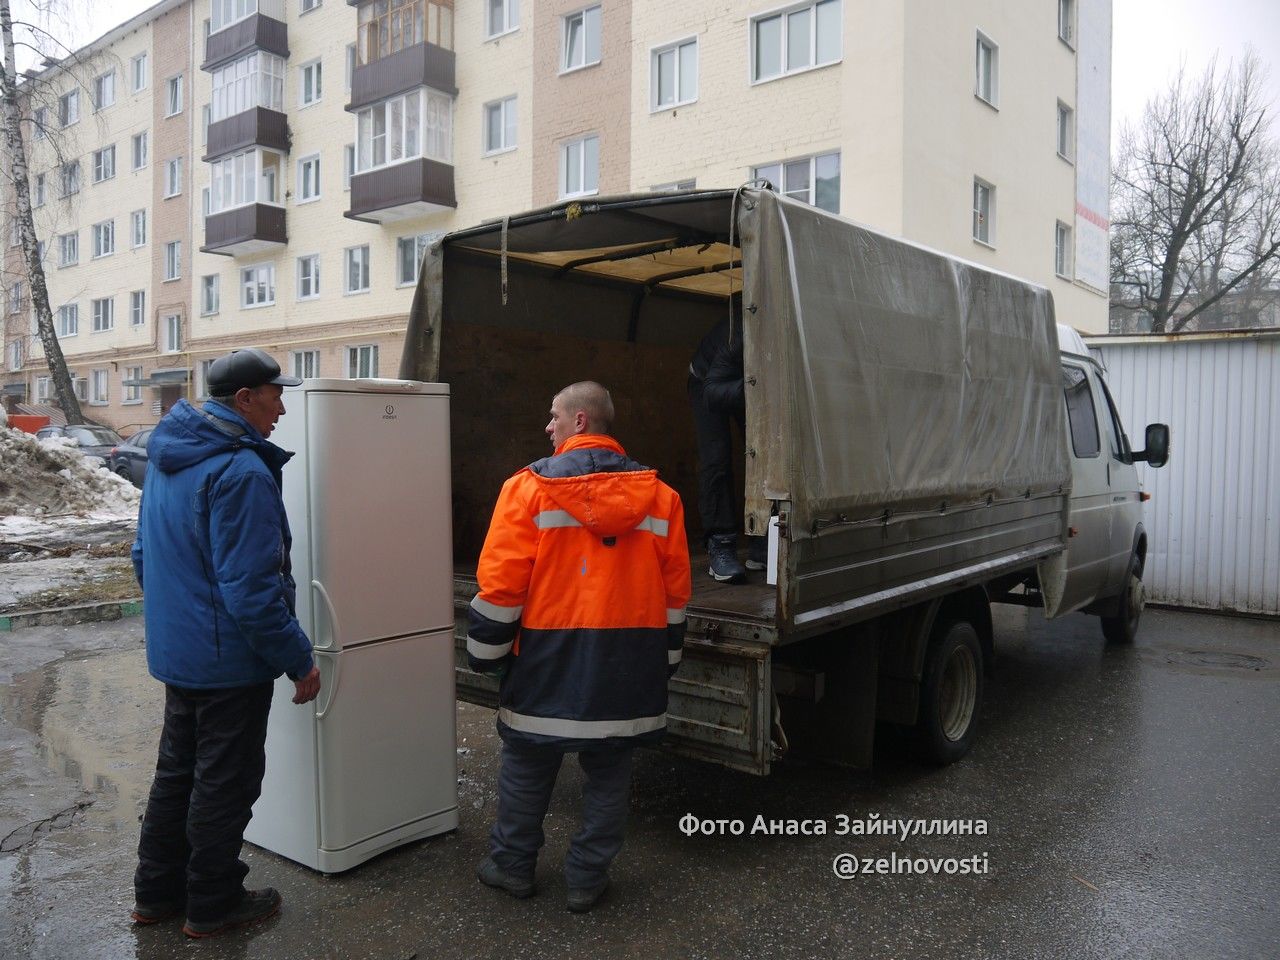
[1062,364,1100,458]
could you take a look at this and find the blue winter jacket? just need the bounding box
[131,398,314,689]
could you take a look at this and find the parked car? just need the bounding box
[108,428,153,487]
[34,424,124,462]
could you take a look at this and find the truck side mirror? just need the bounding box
[1133,423,1170,467]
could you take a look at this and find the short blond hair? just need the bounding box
[554,381,614,434]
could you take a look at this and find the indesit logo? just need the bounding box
[382,404,397,421]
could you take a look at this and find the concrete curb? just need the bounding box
[0,599,143,632]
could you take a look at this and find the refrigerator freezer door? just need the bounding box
[313,632,457,868]
[305,390,453,649]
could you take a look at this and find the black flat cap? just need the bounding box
[207,348,302,395]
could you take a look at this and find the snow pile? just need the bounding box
[0,426,141,517]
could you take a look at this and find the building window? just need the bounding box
[975,31,998,106]
[59,232,78,266]
[164,157,183,197]
[301,0,321,12]
[8,281,22,313]
[123,366,143,404]
[202,104,211,145]
[163,314,182,353]
[487,0,519,38]
[345,43,355,90]
[297,154,321,202]
[34,173,46,207]
[652,37,697,110]
[132,52,148,92]
[57,304,78,337]
[1057,101,1074,161]
[201,274,220,315]
[650,179,697,192]
[131,209,147,248]
[36,376,50,401]
[356,89,452,171]
[241,263,276,307]
[91,297,114,333]
[347,344,379,378]
[297,254,320,299]
[130,290,146,326]
[132,131,148,170]
[559,134,599,199]
[92,70,116,111]
[209,148,283,212]
[9,339,23,372]
[33,106,47,138]
[751,0,841,83]
[291,349,320,379]
[397,233,437,285]
[1055,221,1073,278]
[357,0,453,67]
[345,245,370,294]
[973,178,995,246]
[752,151,840,213]
[165,74,183,116]
[92,145,116,183]
[91,368,109,405]
[562,5,601,73]
[483,96,517,154]
[299,59,323,107]
[1058,0,1075,45]
[196,359,214,400]
[8,219,17,247]
[211,0,259,34]
[164,241,181,281]
[344,144,355,189]
[60,161,81,197]
[211,52,285,121]
[58,89,79,127]
[91,220,115,259]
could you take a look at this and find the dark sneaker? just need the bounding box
[745,536,768,571]
[477,857,535,899]
[566,878,609,913]
[130,900,185,925]
[181,888,281,939]
[707,534,746,583]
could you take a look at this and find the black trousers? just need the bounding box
[688,374,744,539]
[134,682,273,922]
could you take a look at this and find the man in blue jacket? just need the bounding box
[130,348,320,939]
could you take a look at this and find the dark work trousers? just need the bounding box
[134,682,273,922]
[688,374,744,540]
[490,739,634,890]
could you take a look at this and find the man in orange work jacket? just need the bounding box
[468,381,691,913]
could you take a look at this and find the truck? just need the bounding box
[400,188,1169,775]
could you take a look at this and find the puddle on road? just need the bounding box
[1141,645,1276,678]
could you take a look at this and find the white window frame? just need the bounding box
[60,161,81,197]
[132,53,148,92]
[345,43,356,91]
[92,145,116,183]
[9,339,23,372]
[57,304,78,337]
[59,232,78,267]
[202,104,211,145]
[130,290,146,326]
[33,105,47,139]
[396,232,438,286]
[123,366,143,404]
[651,37,698,111]
[92,70,116,112]
[91,220,115,259]
[201,274,220,315]
[8,281,22,314]
[486,0,520,39]
[1055,221,1073,278]
[297,153,321,203]
[301,0,322,13]
[975,30,998,108]
[299,58,323,108]
[165,74,183,117]
[90,368,109,405]
[291,349,321,379]
[163,314,182,353]
[973,177,995,247]
[91,297,114,334]
[1057,100,1075,161]
[208,147,284,214]
[355,88,452,172]
[211,0,259,35]
[131,209,147,248]
[561,5,602,74]
[344,245,371,294]
[210,51,285,122]
[132,131,149,170]
[750,0,843,84]
[650,179,697,193]
[163,157,183,198]
[751,151,840,213]
[297,253,321,300]
[482,96,517,156]
[164,240,181,281]
[59,89,79,127]
[344,143,355,190]
[196,358,214,401]
[240,262,276,308]
[347,344,379,379]
[559,134,599,199]
[34,173,46,207]
[1058,0,1075,47]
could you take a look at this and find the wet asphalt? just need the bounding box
[0,606,1276,960]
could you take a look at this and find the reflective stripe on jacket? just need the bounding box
[466,434,691,746]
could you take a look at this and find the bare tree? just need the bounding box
[1110,53,1280,333]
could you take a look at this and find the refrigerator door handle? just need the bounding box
[311,579,341,651]
[314,651,342,721]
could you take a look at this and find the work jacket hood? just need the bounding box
[149,398,293,476]
[530,434,658,537]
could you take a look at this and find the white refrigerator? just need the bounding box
[245,378,458,873]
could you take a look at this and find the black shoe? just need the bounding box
[181,888,281,939]
[478,857,536,899]
[745,536,768,571]
[707,534,746,583]
[566,878,609,913]
[130,900,185,925]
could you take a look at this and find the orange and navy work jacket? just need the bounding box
[466,434,692,746]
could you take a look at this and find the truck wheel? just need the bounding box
[916,621,984,765]
[1101,554,1144,645]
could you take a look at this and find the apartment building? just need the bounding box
[4,0,1110,431]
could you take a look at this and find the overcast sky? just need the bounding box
[12,0,1280,144]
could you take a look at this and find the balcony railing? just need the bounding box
[202,203,287,256]
[357,0,453,67]
[346,157,454,223]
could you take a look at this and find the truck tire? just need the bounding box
[1101,553,1144,645]
[915,620,984,765]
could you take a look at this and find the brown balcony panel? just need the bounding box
[348,43,456,112]
[202,204,287,256]
[204,108,290,161]
[345,158,455,223]
[202,15,289,71]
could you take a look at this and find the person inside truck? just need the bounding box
[688,302,766,582]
